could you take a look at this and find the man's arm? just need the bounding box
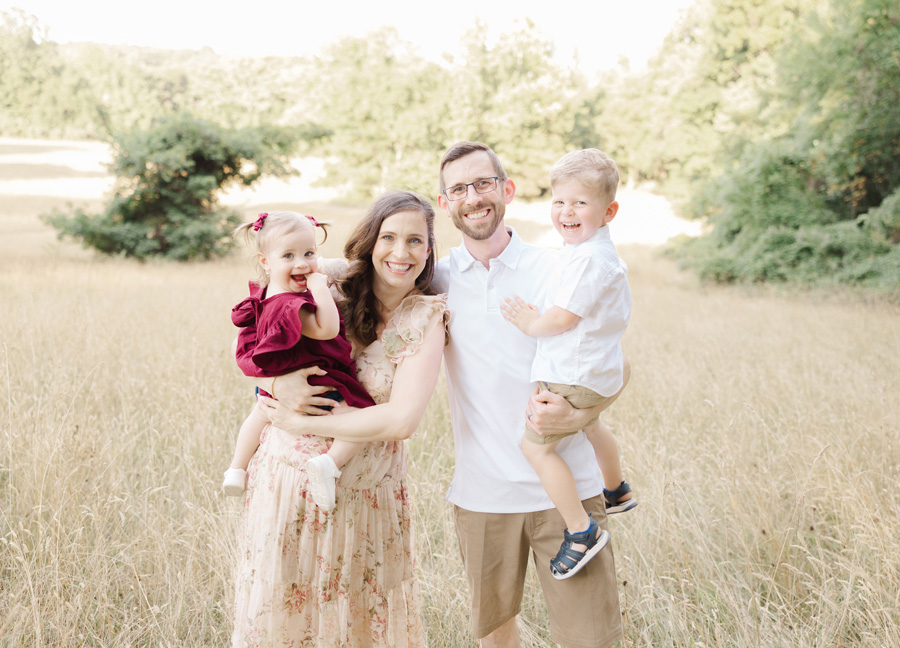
[526,356,631,435]
[525,387,603,435]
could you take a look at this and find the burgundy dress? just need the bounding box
[231,282,374,408]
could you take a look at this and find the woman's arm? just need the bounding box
[232,334,339,414]
[259,311,446,442]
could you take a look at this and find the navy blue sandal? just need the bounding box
[604,481,638,514]
[549,515,610,580]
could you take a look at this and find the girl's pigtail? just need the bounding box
[306,215,329,245]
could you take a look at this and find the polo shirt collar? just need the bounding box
[456,226,527,272]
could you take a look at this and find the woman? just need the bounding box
[231,190,448,647]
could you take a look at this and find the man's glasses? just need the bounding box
[442,177,500,201]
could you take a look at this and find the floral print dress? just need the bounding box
[231,289,448,648]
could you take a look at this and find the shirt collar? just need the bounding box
[455,226,526,272]
[563,225,611,248]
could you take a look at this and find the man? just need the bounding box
[432,141,622,648]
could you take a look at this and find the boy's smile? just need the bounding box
[550,178,619,246]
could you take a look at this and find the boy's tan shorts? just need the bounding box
[523,382,613,445]
[453,495,623,647]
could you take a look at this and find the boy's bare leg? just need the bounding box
[583,420,630,499]
[521,437,592,544]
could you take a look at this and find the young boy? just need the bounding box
[502,148,636,581]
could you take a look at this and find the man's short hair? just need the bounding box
[440,142,508,191]
[550,149,619,204]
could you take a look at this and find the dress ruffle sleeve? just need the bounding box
[231,282,265,327]
[382,294,449,364]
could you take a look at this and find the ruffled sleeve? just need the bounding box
[231,281,265,328]
[381,294,449,365]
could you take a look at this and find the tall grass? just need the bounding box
[2,173,899,646]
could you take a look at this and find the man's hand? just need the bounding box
[273,366,338,415]
[525,386,599,436]
[501,296,540,335]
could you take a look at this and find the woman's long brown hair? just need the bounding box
[339,190,436,347]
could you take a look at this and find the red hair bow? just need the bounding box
[252,213,269,231]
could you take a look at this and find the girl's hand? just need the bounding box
[305,272,329,290]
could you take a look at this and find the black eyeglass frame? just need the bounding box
[442,177,501,201]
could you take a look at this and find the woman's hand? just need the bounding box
[273,366,339,415]
[258,396,331,432]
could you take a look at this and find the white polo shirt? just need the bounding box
[434,227,605,513]
[532,226,631,396]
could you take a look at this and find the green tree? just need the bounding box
[448,20,594,199]
[777,0,900,217]
[44,113,299,260]
[672,0,900,289]
[302,27,451,201]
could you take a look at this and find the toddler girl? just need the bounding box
[223,211,375,511]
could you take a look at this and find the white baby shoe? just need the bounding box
[306,455,342,512]
[222,468,247,497]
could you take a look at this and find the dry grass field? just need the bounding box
[1,139,899,647]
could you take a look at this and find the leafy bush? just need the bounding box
[677,219,898,288]
[43,113,299,260]
[673,138,900,291]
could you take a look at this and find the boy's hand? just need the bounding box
[502,296,540,335]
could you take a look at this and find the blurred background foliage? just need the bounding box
[2,0,898,287]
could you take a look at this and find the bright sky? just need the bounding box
[3,0,695,75]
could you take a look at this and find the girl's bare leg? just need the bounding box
[223,403,267,496]
[230,402,267,469]
[306,405,362,512]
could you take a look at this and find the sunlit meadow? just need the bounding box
[1,140,898,647]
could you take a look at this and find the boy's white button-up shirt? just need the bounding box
[435,228,605,513]
[532,226,631,396]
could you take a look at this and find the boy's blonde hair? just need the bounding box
[233,210,329,287]
[550,149,619,204]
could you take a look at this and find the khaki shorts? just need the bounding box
[523,382,614,445]
[453,495,623,647]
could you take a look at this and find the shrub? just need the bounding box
[43,113,299,260]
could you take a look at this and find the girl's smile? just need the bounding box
[259,227,319,296]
